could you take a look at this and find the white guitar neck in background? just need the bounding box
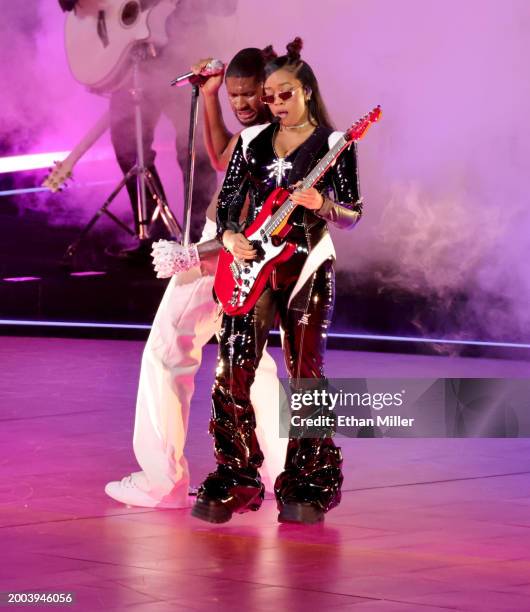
[42,112,110,192]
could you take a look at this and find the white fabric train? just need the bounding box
[126,217,287,507]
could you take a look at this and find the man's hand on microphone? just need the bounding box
[191,57,224,96]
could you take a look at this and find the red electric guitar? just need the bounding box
[214,105,382,316]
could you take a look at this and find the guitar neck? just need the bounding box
[42,111,110,192]
[264,106,381,236]
[67,112,110,166]
[301,135,349,189]
[267,134,350,232]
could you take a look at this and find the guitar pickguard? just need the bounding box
[227,220,287,309]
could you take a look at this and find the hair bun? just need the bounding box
[261,44,278,63]
[286,37,303,62]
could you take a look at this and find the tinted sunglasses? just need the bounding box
[260,87,300,105]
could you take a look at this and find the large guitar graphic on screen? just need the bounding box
[44,0,180,190]
[65,0,180,93]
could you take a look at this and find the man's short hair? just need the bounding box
[225,48,265,81]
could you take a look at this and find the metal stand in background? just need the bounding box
[63,44,182,263]
[181,81,201,247]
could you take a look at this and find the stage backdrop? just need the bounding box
[1,0,529,343]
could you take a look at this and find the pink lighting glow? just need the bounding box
[0,152,70,174]
[69,271,107,277]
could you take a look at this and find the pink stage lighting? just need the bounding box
[0,152,70,174]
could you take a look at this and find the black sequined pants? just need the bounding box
[197,256,343,514]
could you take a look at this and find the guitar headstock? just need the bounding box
[42,160,73,193]
[345,105,382,143]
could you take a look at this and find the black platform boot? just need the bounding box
[191,464,264,523]
[275,437,343,525]
[192,385,265,524]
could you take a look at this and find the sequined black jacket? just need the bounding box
[216,122,363,250]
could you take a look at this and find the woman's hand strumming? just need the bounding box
[222,230,257,260]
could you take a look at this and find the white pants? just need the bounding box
[132,266,287,505]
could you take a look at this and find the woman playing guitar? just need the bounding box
[192,37,364,525]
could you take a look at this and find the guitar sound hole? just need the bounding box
[121,1,140,27]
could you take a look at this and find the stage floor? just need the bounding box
[1,336,530,611]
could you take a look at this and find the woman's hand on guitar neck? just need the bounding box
[290,184,325,211]
[222,230,257,260]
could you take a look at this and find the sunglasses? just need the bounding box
[260,87,301,105]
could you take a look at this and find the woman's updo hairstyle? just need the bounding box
[264,37,334,129]
[286,37,303,62]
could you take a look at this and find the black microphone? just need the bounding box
[170,59,224,87]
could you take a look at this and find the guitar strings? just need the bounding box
[262,136,348,236]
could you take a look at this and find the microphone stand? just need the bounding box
[180,75,204,247]
[63,43,182,263]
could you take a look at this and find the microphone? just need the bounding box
[170,59,224,87]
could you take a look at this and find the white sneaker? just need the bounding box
[104,472,192,509]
